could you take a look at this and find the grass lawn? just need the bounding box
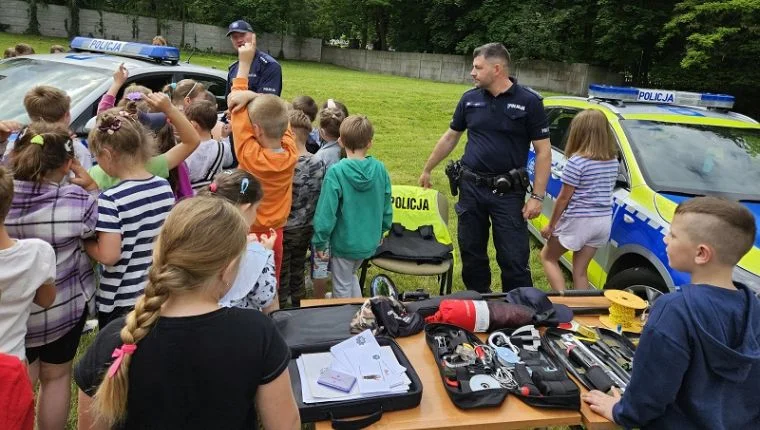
[3,32,568,429]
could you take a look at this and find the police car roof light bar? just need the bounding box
[588,84,734,110]
[70,37,180,65]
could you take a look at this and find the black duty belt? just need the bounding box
[460,166,530,194]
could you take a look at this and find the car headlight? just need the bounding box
[733,267,760,298]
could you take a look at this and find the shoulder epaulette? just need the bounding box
[523,85,544,101]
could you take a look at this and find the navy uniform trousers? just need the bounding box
[455,179,533,293]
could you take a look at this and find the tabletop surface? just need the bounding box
[302,296,618,430]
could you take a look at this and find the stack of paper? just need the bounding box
[296,330,411,404]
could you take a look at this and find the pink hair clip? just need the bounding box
[106,344,137,378]
[209,182,218,193]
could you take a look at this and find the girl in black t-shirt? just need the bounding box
[75,197,299,430]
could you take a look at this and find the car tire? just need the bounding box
[605,267,668,299]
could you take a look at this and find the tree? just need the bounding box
[655,0,760,117]
[593,0,679,84]
[26,0,42,35]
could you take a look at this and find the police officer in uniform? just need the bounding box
[224,20,283,97]
[419,43,551,293]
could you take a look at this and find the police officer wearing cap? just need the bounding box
[419,43,551,293]
[224,20,282,97]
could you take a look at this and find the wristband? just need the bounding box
[530,193,544,202]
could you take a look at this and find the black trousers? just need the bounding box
[456,180,533,293]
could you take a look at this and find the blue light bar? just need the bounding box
[588,84,734,109]
[70,37,179,64]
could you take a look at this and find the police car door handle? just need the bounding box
[623,214,635,224]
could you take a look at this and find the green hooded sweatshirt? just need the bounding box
[312,156,392,260]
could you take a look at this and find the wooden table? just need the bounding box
[302,297,619,430]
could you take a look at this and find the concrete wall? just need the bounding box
[1,0,622,92]
[322,47,623,96]
[0,0,322,60]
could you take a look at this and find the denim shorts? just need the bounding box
[553,215,612,251]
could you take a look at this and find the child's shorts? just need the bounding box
[553,215,612,251]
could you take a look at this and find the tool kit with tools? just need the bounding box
[425,323,581,410]
[543,327,637,393]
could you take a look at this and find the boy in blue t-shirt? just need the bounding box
[583,196,760,429]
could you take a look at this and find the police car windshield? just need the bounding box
[0,58,110,122]
[623,120,760,200]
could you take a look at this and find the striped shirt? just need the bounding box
[185,138,234,191]
[95,177,174,314]
[561,155,619,218]
[5,181,98,347]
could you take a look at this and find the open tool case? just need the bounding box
[272,304,423,428]
[425,323,580,410]
[543,327,637,394]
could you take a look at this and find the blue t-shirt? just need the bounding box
[225,50,282,96]
[561,155,618,218]
[95,176,174,314]
[450,78,549,174]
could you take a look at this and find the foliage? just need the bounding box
[17,0,760,117]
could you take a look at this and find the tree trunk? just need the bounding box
[374,10,388,51]
[180,3,186,48]
[26,0,41,35]
[68,0,80,39]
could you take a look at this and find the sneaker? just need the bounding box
[82,319,98,334]
[325,292,333,299]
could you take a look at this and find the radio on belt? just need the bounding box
[70,37,180,65]
[588,84,735,109]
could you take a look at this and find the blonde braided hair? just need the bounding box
[92,196,248,425]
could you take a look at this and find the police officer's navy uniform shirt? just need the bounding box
[450,78,549,174]
[226,50,283,96]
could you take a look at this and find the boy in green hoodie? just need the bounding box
[312,115,392,297]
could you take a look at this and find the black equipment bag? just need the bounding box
[271,304,361,350]
[424,323,509,409]
[492,327,581,410]
[272,305,423,428]
[542,327,636,394]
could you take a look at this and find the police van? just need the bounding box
[527,85,760,299]
[0,37,228,139]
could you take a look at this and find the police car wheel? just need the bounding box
[605,267,667,302]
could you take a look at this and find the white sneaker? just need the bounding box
[82,319,98,334]
[325,292,333,299]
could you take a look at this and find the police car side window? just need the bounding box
[183,74,228,111]
[126,74,176,94]
[547,108,580,152]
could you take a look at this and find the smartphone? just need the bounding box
[317,369,357,393]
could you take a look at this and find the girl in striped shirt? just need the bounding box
[540,109,619,291]
[84,94,176,329]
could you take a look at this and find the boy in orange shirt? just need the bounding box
[228,40,297,283]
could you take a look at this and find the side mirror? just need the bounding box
[615,171,629,189]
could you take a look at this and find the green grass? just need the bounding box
[3,32,568,428]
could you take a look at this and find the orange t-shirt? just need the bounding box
[231,77,297,230]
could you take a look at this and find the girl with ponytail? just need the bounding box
[75,196,299,430]
[199,169,278,314]
[84,102,176,329]
[5,122,99,430]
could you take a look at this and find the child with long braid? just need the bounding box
[74,197,299,430]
